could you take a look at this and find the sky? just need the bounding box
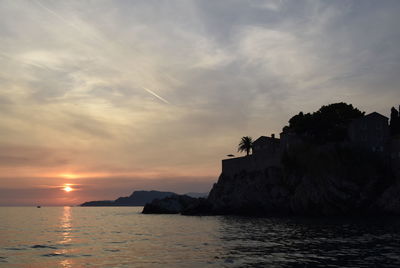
[1,0,400,205]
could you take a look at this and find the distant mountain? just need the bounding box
[184,192,208,198]
[80,190,176,206]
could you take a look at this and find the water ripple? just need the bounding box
[2,207,400,267]
[31,244,58,249]
[4,247,27,251]
[41,253,76,258]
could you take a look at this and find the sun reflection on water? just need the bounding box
[59,206,73,267]
[60,206,72,243]
[60,259,73,268]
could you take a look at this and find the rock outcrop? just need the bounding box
[142,195,211,215]
[207,167,290,216]
[142,143,400,216]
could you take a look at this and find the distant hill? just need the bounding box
[185,192,208,198]
[80,190,176,206]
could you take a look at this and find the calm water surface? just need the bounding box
[0,207,400,267]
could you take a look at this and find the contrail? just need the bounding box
[34,0,172,105]
[33,0,103,43]
[142,87,170,104]
[34,1,80,32]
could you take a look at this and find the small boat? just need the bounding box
[37,206,41,208]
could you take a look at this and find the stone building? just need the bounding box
[222,134,281,176]
[347,112,390,153]
[252,134,280,155]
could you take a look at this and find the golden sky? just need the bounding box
[1,0,399,205]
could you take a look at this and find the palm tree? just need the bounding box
[238,136,253,156]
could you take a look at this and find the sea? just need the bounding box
[1,207,400,267]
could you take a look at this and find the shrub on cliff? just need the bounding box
[284,102,364,143]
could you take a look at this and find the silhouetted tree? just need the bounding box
[284,102,365,143]
[390,106,400,136]
[238,136,253,156]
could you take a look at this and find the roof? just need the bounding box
[253,136,280,145]
[350,112,388,125]
[365,112,388,120]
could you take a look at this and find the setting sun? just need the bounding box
[63,186,73,192]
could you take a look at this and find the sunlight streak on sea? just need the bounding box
[1,207,400,267]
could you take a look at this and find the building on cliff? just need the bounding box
[348,112,390,153]
[222,133,282,176]
[222,110,399,177]
[252,135,280,155]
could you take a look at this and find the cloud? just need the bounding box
[0,145,72,167]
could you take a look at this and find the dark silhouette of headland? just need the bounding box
[81,190,208,206]
[81,190,176,206]
[143,102,400,216]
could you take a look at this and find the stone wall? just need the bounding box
[222,152,281,176]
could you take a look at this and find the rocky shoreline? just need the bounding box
[142,143,400,217]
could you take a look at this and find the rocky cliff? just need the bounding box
[208,143,400,216]
[143,143,400,216]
